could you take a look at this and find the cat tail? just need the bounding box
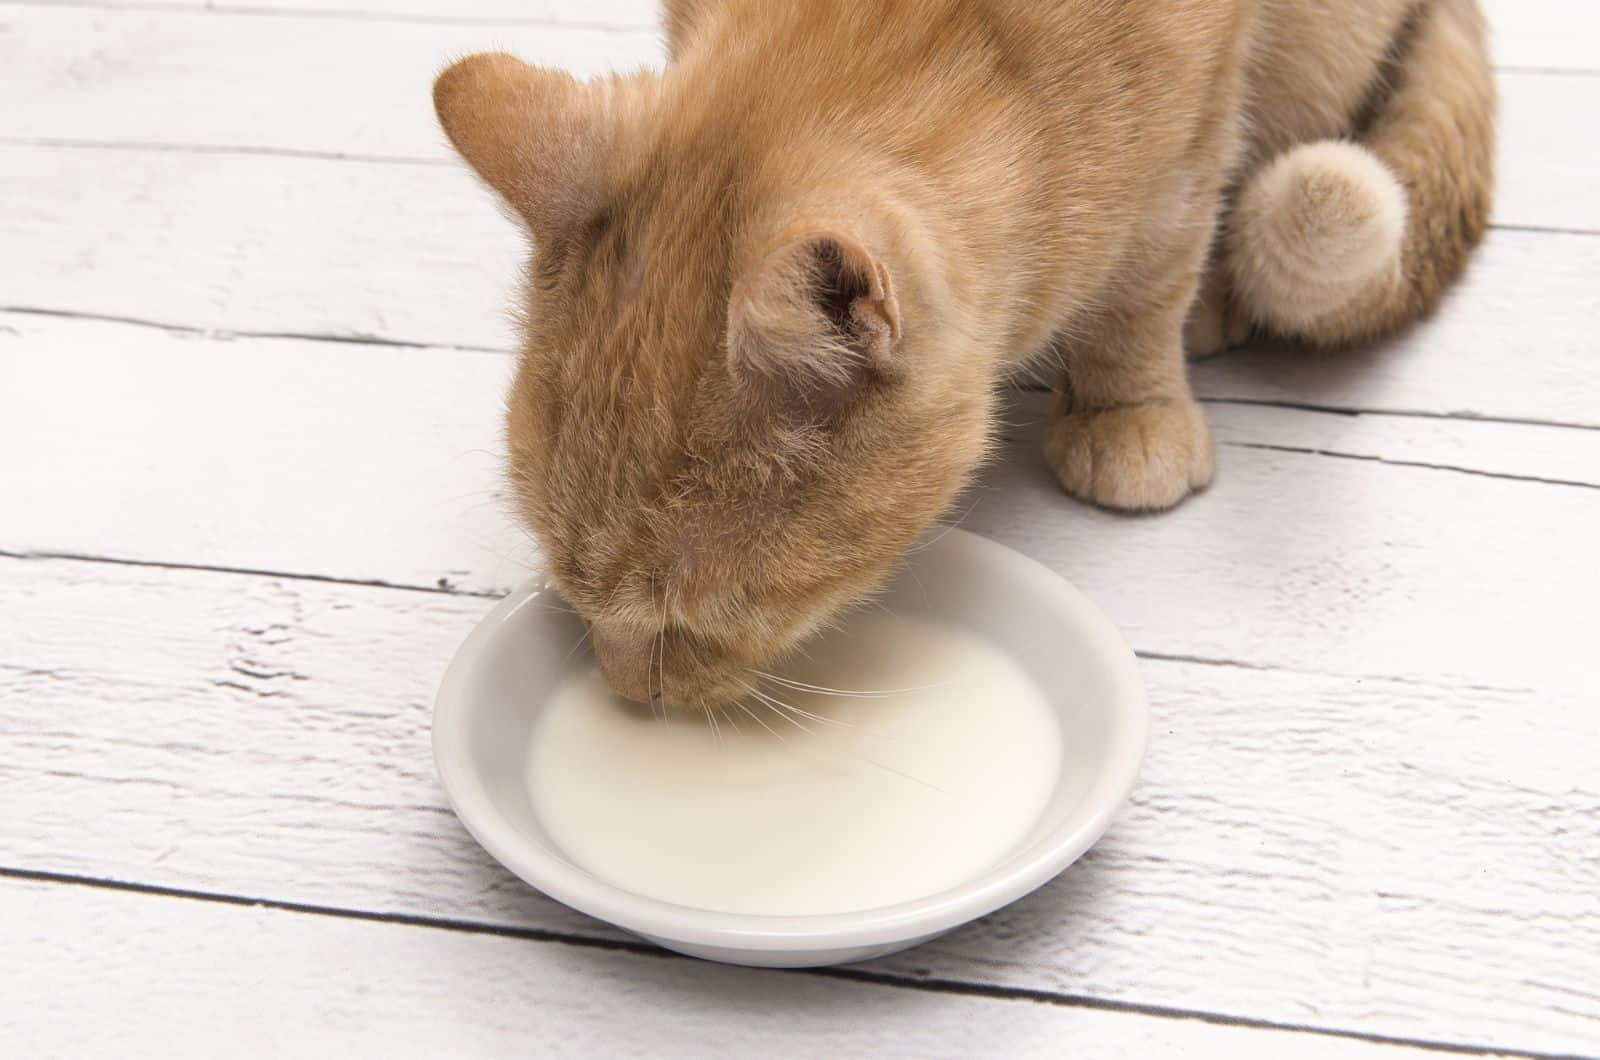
[1226,0,1496,345]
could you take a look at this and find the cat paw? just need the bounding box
[1228,140,1406,334]
[1044,398,1215,511]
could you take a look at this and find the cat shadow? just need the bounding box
[1016,324,1404,430]
[860,843,1124,979]
[1190,333,1395,403]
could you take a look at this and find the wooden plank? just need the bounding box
[0,146,526,350]
[1482,0,1600,71]
[4,311,1597,688]
[0,879,1488,1060]
[2,557,1594,1053]
[1,7,1595,229]
[0,313,530,593]
[16,0,661,28]
[21,0,1600,73]
[0,5,663,159]
[1496,73,1600,233]
[3,136,1595,425]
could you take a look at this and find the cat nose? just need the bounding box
[590,625,655,704]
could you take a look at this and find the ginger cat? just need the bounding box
[434,0,1495,709]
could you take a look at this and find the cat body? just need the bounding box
[435,0,1494,707]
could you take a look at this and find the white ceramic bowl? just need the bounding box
[433,529,1147,968]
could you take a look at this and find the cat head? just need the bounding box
[435,53,991,709]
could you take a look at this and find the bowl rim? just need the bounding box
[432,528,1148,954]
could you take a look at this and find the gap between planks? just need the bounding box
[0,547,499,600]
[0,134,458,167]
[0,866,1580,1060]
[0,303,511,355]
[1218,442,1600,492]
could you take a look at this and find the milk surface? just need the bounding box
[526,612,1062,916]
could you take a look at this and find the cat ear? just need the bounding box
[726,229,902,416]
[433,53,601,238]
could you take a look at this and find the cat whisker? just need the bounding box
[651,570,669,719]
[749,684,852,728]
[749,692,948,795]
[734,700,788,743]
[748,670,931,699]
[908,493,984,554]
[750,688,818,736]
[559,626,592,665]
[906,562,932,606]
[858,755,949,795]
[704,701,723,748]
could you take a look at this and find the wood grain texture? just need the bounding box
[0,312,532,593]
[3,878,1513,1060]
[0,144,527,349]
[1203,401,1600,487]
[975,396,1598,697]
[0,5,662,159]
[1,556,1595,1054]
[2,0,548,348]
[15,0,661,28]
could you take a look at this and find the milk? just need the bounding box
[526,612,1062,916]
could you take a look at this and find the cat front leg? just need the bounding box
[1183,254,1251,359]
[1044,273,1215,511]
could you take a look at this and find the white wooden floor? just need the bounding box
[2,1,1597,1056]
